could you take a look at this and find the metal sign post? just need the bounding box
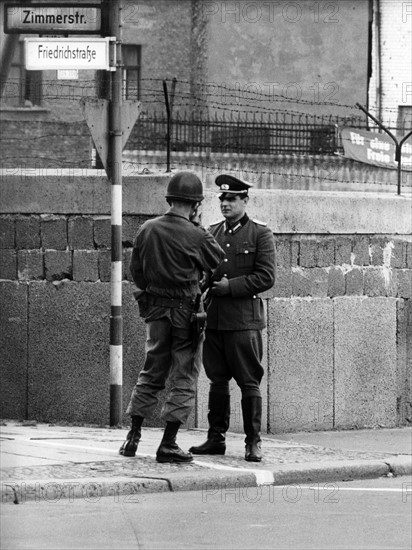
[356,103,412,196]
[107,0,123,427]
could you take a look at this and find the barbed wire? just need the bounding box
[2,155,409,188]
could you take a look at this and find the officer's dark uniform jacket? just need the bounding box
[206,214,275,330]
[130,212,225,326]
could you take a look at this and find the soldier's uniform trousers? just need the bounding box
[203,328,264,399]
[126,306,203,425]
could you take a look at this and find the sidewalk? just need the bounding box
[1,420,411,503]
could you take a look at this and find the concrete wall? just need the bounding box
[1,171,411,432]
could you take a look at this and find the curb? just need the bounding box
[2,456,410,503]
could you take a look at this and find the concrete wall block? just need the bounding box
[27,282,111,423]
[123,248,133,281]
[73,250,99,282]
[292,267,329,297]
[392,240,407,269]
[335,237,352,265]
[267,298,334,432]
[68,216,94,250]
[345,267,364,295]
[17,250,44,280]
[396,270,412,299]
[44,250,72,281]
[370,236,389,266]
[123,216,144,247]
[41,216,67,250]
[396,299,412,425]
[307,268,329,297]
[406,243,412,269]
[94,217,111,248]
[292,268,311,297]
[316,237,335,267]
[352,237,370,266]
[334,296,398,428]
[328,266,345,297]
[272,267,292,297]
[99,249,111,282]
[364,267,390,297]
[0,216,15,248]
[275,237,299,267]
[299,239,316,267]
[0,281,28,419]
[16,216,41,249]
[0,249,17,280]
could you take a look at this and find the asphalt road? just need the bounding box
[1,476,411,550]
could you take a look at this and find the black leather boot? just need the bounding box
[156,421,193,463]
[119,415,144,457]
[189,393,230,455]
[242,396,263,462]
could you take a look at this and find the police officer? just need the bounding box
[189,174,275,462]
[120,172,225,463]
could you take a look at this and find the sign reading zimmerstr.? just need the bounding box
[24,37,114,71]
[4,3,101,34]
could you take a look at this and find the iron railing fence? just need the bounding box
[126,110,400,156]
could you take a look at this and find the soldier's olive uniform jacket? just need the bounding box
[130,212,225,325]
[206,215,276,331]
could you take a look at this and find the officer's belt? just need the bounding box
[146,295,197,311]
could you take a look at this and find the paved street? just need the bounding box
[1,476,411,550]
[1,422,411,549]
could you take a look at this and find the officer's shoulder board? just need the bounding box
[209,220,224,227]
[252,219,267,227]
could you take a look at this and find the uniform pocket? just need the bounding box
[235,244,256,268]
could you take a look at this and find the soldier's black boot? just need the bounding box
[119,415,144,457]
[156,421,194,463]
[242,396,263,462]
[189,394,230,455]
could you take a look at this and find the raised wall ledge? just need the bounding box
[0,171,411,235]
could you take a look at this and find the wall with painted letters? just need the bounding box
[1,171,411,432]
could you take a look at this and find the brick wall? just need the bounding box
[1,216,411,303]
[0,120,92,168]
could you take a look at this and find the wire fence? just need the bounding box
[1,77,411,192]
[127,110,386,156]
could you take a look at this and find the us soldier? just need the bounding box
[119,172,225,463]
[189,174,275,462]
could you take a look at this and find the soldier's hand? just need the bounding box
[189,202,202,224]
[211,277,230,296]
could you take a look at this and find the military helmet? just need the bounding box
[166,171,204,203]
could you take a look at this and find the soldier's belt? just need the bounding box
[147,295,197,311]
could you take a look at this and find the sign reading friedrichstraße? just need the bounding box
[4,3,101,34]
[24,37,114,71]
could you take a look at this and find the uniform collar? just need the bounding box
[225,214,249,234]
[165,212,190,221]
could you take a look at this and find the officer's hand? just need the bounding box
[211,277,230,296]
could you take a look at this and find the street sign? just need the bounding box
[4,3,102,34]
[24,37,115,71]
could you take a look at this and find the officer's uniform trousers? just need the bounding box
[126,212,224,424]
[204,215,276,399]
